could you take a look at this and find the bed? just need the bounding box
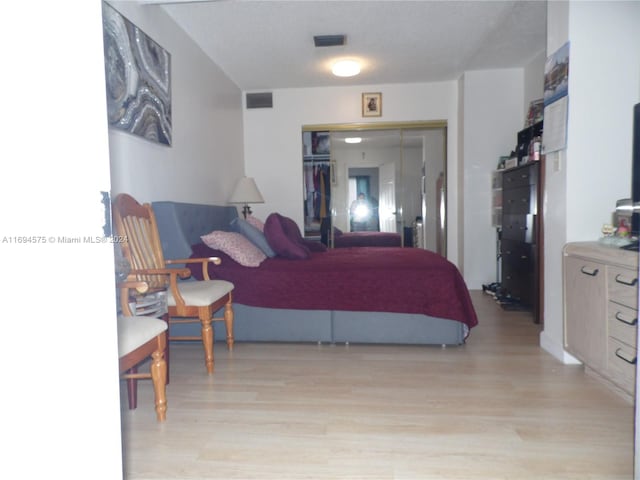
[152,201,477,346]
[332,230,402,248]
[322,223,403,248]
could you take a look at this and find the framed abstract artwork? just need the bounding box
[102,3,172,146]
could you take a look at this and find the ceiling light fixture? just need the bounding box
[345,137,362,144]
[332,60,361,77]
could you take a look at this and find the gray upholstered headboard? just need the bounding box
[152,201,238,262]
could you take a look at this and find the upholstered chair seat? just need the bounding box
[117,312,168,422]
[118,315,168,357]
[166,280,234,307]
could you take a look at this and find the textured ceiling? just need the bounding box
[151,0,547,91]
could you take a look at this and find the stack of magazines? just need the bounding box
[128,291,168,318]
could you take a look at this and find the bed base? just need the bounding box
[168,304,466,346]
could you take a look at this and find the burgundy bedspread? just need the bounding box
[189,244,478,329]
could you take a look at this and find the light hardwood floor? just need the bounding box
[120,291,634,479]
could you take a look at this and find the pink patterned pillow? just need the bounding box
[200,231,266,267]
[245,215,264,232]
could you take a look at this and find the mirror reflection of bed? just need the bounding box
[326,125,447,256]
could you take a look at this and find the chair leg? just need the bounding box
[224,300,234,351]
[164,341,170,385]
[150,349,167,422]
[199,314,215,374]
[161,313,170,385]
[127,367,138,410]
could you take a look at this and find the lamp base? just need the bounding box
[242,205,252,219]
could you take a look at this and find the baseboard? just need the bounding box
[540,330,581,364]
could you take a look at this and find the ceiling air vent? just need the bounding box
[313,34,346,47]
[246,92,273,109]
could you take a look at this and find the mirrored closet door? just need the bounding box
[302,122,447,257]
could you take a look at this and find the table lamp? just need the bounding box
[228,176,264,218]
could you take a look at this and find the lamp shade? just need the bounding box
[228,177,264,205]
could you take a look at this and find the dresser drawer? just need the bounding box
[607,337,637,394]
[501,240,534,269]
[502,166,537,188]
[502,214,534,242]
[608,301,638,349]
[503,186,533,214]
[607,265,639,309]
[502,241,535,306]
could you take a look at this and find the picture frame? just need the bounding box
[544,41,569,107]
[362,92,382,117]
[525,98,544,127]
[102,3,172,146]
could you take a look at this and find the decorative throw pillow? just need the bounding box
[245,214,265,232]
[263,213,311,260]
[230,217,276,257]
[200,230,266,267]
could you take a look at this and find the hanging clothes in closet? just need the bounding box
[303,163,331,222]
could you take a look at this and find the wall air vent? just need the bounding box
[313,34,346,47]
[246,92,273,109]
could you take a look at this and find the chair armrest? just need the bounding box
[127,267,191,309]
[116,280,149,316]
[117,280,150,293]
[129,267,191,278]
[166,257,221,281]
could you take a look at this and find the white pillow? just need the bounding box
[200,231,266,267]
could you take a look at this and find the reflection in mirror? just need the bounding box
[331,129,402,239]
[302,123,446,257]
[402,128,446,256]
[301,131,331,239]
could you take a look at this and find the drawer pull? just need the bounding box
[615,312,638,326]
[615,348,637,365]
[580,266,599,277]
[615,274,638,287]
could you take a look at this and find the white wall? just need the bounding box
[540,0,571,363]
[457,78,466,270]
[107,1,245,205]
[461,69,526,288]
[566,2,640,239]
[541,0,640,362]
[2,1,123,478]
[243,82,463,266]
[524,49,547,113]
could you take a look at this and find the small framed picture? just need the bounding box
[362,92,382,117]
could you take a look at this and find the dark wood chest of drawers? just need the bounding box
[500,162,540,317]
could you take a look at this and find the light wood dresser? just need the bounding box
[563,241,639,402]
